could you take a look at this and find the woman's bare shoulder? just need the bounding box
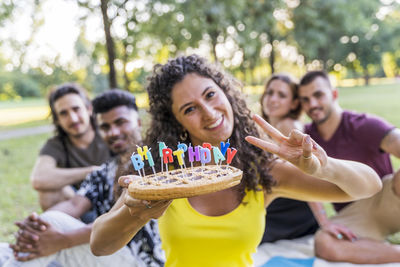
[276,118,304,136]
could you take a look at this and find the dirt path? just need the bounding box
[0,125,54,141]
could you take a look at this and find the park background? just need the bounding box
[1,0,400,243]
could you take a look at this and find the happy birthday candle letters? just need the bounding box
[130,141,237,176]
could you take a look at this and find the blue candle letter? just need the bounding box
[146,151,154,167]
[159,142,167,157]
[131,154,144,171]
[220,141,230,157]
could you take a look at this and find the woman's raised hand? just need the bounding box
[245,114,328,175]
[118,176,171,219]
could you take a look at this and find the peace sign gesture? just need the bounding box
[246,114,327,175]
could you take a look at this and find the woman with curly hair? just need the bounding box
[90,54,381,267]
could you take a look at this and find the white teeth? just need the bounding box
[206,117,223,129]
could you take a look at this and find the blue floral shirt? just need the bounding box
[77,158,165,267]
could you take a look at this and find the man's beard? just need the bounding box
[311,108,332,125]
[111,133,142,157]
[68,124,91,139]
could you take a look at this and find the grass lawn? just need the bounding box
[0,83,399,244]
[339,83,400,170]
[0,98,47,109]
[338,83,400,126]
[0,133,50,243]
[0,119,51,131]
[0,97,50,129]
[0,107,50,127]
[0,92,149,129]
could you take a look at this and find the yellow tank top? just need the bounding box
[158,189,265,267]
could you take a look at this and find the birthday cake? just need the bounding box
[127,165,242,200]
[126,141,243,200]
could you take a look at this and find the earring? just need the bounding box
[180,130,188,141]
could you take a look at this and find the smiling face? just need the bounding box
[298,77,336,125]
[53,93,92,138]
[262,79,298,121]
[97,105,142,155]
[171,73,234,147]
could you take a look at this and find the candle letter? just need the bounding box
[213,147,225,164]
[177,143,188,154]
[146,151,154,167]
[159,142,167,157]
[131,154,144,171]
[200,148,212,164]
[137,146,149,160]
[202,142,212,150]
[188,145,200,162]
[173,149,185,166]
[162,148,174,164]
[220,141,230,157]
[226,148,237,164]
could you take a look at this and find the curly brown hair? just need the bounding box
[260,74,301,122]
[144,54,275,199]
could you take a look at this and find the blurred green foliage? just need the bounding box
[0,0,400,98]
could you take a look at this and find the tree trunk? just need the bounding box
[100,0,117,89]
[320,47,327,71]
[269,43,275,74]
[212,39,218,62]
[206,14,219,62]
[266,31,275,74]
[122,42,130,90]
[363,69,370,86]
[321,60,326,71]
[18,1,41,69]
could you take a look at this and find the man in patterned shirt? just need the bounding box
[3,89,164,267]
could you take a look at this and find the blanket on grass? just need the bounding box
[254,235,400,267]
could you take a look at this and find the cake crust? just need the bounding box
[126,165,243,200]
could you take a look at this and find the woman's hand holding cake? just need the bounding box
[118,176,172,219]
